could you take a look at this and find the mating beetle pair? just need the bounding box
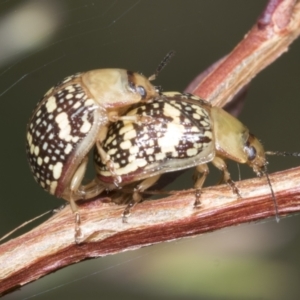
[26,58,277,242]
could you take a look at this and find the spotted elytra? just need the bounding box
[25,51,175,242]
[89,92,292,220]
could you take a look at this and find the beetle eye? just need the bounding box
[245,145,257,161]
[136,86,147,99]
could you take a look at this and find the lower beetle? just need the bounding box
[92,92,278,219]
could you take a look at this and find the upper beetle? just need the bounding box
[25,51,175,242]
[26,68,158,238]
[26,69,157,198]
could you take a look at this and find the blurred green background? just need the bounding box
[1,1,300,299]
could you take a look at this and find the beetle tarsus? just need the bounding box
[74,212,83,244]
[122,204,133,223]
[227,179,241,198]
[193,189,202,207]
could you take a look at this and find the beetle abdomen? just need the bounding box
[26,75,102,197]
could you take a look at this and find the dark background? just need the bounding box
[1,1,300,299]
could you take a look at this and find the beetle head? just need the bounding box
[244,133,268,176]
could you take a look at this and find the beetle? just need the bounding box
[25,52,176,241]
[26,68,160,240]
[91,92,273,219]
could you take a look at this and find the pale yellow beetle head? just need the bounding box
[82,69,159,109]
[127,71,159,100]
[211,106,268,175]
[243,133,267,176]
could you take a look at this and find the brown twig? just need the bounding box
[1,0,300,295]
[186,0,300,107]
[1,168,300,295]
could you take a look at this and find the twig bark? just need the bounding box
[186,0,300,107]
[1,168,300,295]
[1,0,300,295]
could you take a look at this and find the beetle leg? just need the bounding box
[122,174,161,222]
[212,156,241,198]
[68,156,106,243]
[96,126,121,186]
[107,110,156,125]
[193,163,209,207]
[68,156,89,243]
[77,179,105,200]
[96,141,121,187]
[109,114,155,125]
[120,115,155,124]
[70,157,89,200]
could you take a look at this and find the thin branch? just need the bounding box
[1,0,300,296]
[186,0,300,107]
[1,168,300,295]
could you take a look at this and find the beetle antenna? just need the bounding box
[263,150,300,222]
[236,163,241,181]
[266,151,300,157]
[148,50,176,81]
[262,165,280,223]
